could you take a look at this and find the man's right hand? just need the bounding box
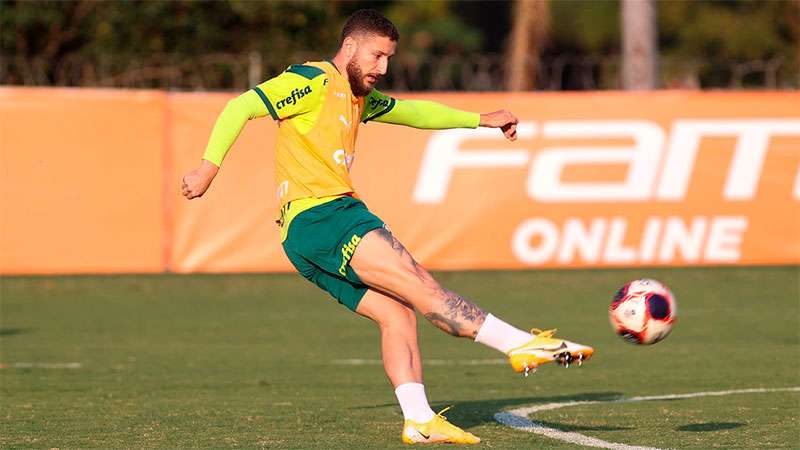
[181,160,219,199]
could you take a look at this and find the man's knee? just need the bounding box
[402,305,418,327]
[378,304,417,331]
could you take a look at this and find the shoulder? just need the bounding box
[256,62,329,118]
[266,62,329,88]
[284,62,328,81]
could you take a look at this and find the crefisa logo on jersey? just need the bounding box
[368,97,390,109]
[276,85,312,109]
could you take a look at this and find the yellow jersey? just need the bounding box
[200,60,479,241]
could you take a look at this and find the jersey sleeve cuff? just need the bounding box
[363,97,396,123]
[468,112,480,128]
[201,155,223,167]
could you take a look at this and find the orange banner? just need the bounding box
[168,93,285,272]
[352,92,800,270]
[0,88,166,274]
[1,88,798,274]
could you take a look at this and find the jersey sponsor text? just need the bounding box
[276,85,313,109]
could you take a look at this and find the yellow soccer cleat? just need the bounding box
[507,328,594,377]
[401,407,481,445]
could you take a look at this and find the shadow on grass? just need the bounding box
[353,391,624,429]
[0,327,30,337]
[677,422,744,432]
[439,392,625,429]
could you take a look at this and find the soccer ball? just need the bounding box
[609,279,676,345]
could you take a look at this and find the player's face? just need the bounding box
[346,34,396,97]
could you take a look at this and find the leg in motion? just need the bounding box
[356,289,480,444]
[351,227,594,376]
[355,289,424,389]
[351,227,487,338]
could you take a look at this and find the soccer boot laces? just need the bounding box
[401,406,481,445]
[506,328,594,377]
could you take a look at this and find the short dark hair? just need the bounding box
[340,9,399,44]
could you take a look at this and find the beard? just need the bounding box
[346,59,375,97]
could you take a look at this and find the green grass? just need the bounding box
[1,267,798,449]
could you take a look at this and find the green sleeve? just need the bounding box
[254,65,326,120]
[201,90,268,167]
[202,64,327,167]
[362,89,479,129]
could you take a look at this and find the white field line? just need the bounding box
[495,386,800,450]
[332,358,507,366]
[1,362,82,369]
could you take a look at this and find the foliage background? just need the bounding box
[1,0,798,90]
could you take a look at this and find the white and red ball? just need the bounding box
[609,279,677,345]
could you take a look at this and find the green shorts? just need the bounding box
[282,196,385,311]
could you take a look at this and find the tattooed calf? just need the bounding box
[372,227,488,337]
[429,288,487,337]
[424,312,463,336]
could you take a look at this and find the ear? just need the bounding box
[342,36,358,59]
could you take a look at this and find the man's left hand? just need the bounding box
[479,109,519,141]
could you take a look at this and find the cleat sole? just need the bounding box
[507,334,594,374]
[509,347,594,373]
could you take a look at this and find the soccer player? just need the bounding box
[182,9,593,445]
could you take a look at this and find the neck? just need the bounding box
[331,53,347,75]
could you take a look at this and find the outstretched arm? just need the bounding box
[182,64,327,200]
[362,91,519,141]
[182,91,267,199]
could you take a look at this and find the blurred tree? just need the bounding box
[545,0,798,89]
[0,0,341,88]
[548,0,620,55]
[0,0,485,89]
[385,1,482,56]
[506,0,549,91]
[621,0,657,90]
[0,0,797,90]
[382,0,483,90]
[544,0,620,89]
[658,0,799,88]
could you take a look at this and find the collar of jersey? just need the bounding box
[326,60,341,74]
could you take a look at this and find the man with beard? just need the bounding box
[182,9,593,445]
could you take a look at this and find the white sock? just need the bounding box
[394,382,435,423]
[474,313,533,353]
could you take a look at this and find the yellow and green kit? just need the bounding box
[202,60,479,310]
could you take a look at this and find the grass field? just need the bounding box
[1,267,798,449]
